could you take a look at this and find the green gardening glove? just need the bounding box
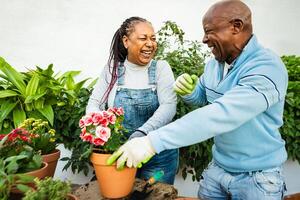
[174,73,198,96]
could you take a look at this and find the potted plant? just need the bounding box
[79,107,136,198]
[18,118,60,177]
[22,177,78,200]
[0,134,48,200]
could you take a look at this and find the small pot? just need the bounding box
[42,149,61,177]
[67,193,78,200]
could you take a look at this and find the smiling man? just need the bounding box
[107,1,288,199]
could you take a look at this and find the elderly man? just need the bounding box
[108,0,288,199]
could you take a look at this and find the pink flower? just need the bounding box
[116,107,124,116]
[92,112,104,126]
[79,119,85,128]
[93,138,105,146]
[95,126,111,142]
[82,134,93,143]
[83,116,93,126]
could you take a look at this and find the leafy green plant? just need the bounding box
[0,134,42,173]
[54,85,96,175]
[0,156,35,200]
[156,21,213,181]
[0,135,40,200]
[280,55,300,164]
[23,177,72,200]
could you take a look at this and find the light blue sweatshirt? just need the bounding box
[148,35,288,172]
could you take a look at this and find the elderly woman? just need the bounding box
[86,17,178,184]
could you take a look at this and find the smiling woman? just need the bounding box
[86,16,179,185]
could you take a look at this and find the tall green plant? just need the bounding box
[156,21,212,181]
[280,55,300,164]
[0,59,60,132]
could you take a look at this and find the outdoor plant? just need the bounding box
[79,107,127,156]
[156,21,212,181]
[0,155,35,200]
[23,177,72,200]
[19,118,57,155]
[0,132,43,173]
[280,55,300,164]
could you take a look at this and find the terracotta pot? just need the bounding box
[284,193,300,200]
[90,152,137,199]
[67,193,79,200]
[11,162,49,194]
[42,149,60,177]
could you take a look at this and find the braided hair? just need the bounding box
[100,16,148,105]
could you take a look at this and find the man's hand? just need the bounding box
[106,136,156,170]
[174,73,198,96]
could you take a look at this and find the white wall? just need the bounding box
[1,0,299,197]
[0,0,299,80]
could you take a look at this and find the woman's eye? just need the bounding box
[139,38,146,41]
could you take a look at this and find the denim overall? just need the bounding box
[114,60,178,184]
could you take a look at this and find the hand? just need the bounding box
[174,73,198,96]
[106,136,156,170]
[128,130,147,140]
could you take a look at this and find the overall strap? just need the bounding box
[148,60,157,86]
[117,63,125,86]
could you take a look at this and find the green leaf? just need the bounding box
[16,183,31,192]
[0,101,18,122]
[15,174,35,183]
[13,107,26,127]
[37,104,54,125]
[0,57,26,95]
[0,90,19,98]
[24,91,46,103]
[25,73,39,96]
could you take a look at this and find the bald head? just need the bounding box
[202,0,253,63]
[204,0,252,35]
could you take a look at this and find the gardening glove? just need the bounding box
[106,136,156,170]
[128,130,147,140]
[174,73,198,96]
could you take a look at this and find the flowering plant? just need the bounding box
[0,132,43,173]
[18,118,57,155]
[79,107,127,154]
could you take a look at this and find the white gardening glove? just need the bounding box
[128,130,147,140]
[106,136,156,170]
[174,73,198,96]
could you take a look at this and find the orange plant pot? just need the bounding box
[90,152,137,199]
[11,162,49,194]
[42,149,60,177]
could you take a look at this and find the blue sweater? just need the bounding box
[148,35,288,172]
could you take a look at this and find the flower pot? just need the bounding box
[42,149,61,177]
[10,162,49,194]
[90,152,137,199]
[67,193,78,200]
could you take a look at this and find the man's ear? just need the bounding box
[122,35,129,49]
[231,19,244,34]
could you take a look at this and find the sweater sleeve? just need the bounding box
[85,65,110,114]
[148,63,287,153]
[138,60,177,133]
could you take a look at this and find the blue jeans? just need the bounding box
[136,148,179,184]
[198,161,286,200]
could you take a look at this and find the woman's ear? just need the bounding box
[231,19,244,34]
[122,35,129,49]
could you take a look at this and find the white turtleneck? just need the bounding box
[86,59,177,133]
